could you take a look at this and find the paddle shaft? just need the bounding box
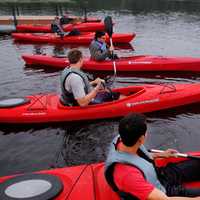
[84,7,87,22]
[110,37,114,48]
[151,149,200,160]
[104,16,117,85]
[113,60,117,77]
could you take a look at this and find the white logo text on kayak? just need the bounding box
[128,61,152,65]
[22,112,47,116]
[126,98,160,107]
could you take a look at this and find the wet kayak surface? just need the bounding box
[1,0,200,177]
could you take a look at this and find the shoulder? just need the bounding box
[67,73,83,81]
[113,163,153,190]
[90,40,99,48]
[114,163,155,200]
[90,40,96,45]
[113,163,146,186]
[114,163,143,178]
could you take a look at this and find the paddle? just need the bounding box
[12,6,18,27]
[83,7,87,22]
[55,5,60,16]
[104,16,117,85]
[104,16,114,56]
[151,149,200,160]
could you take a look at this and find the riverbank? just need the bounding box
[0,15,57,25]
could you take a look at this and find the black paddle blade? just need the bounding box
[104,16,113,37]
[188,155,200,160]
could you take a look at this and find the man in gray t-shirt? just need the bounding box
[60,49,105,106]
[64,73,92,100]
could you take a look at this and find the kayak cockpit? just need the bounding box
[113,86,145,97]
[58,86,146,109]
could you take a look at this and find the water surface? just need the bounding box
[0,1,200,176]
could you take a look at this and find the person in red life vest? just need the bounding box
[105,113,200,200]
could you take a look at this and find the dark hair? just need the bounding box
[119,113,147,147]
[95,31,106,40]
[67,49,83,64]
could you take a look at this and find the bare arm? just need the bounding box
[151,149,179,159]
[90,77,105,86]
[68,74,103,107]
[148,188,200,200]
[76,82,101,107]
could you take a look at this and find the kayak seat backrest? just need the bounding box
[0,98,30,108]
[0,173,63,200]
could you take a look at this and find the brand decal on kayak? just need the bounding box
[126,98,160,107]
[22,112,47,116]
[128,61,152,64]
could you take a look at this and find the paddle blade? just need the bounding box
[104,16,113,37]
[187,155,200,160]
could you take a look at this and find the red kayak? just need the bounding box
[12,32,135,44]
[0,153,199,200]
[1,83,200,124]
[22,54,200,72]
[17,22,106,33]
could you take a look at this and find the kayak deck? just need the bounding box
[1,83,200,124]
[0,155,200,199]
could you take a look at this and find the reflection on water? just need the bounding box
[52,121,118,168]
[51,105,200,169]
[0,104,199,177]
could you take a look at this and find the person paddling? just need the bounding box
[51,16,65,37]
[60,49,120,106]
[60,13,74,25]
[60,13,83,25]
[51,16,80,38]
[105,113,200,200]
[89,31,118,61]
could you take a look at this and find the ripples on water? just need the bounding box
[1,1,200,176]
